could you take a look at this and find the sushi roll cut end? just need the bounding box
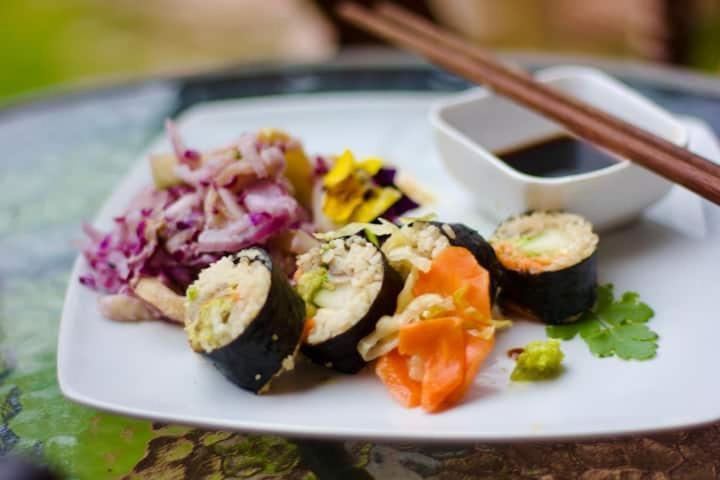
[491,212,597,275]
[297,236,402,373]
[185,249,271,353]
[491,212,598,325]
[185,248,305,393]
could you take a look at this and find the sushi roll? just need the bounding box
[185,248,305,393]
[490,212,598,325]
[296,236,403,373]
[381,220,504,302]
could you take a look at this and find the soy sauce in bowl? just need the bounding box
[494,135,618,178]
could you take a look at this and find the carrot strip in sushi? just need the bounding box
[302,317,316,342]
[375,349,421,407]
[399,317,465,412]
[413,246,492,325]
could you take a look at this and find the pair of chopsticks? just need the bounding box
[337,2,720,206]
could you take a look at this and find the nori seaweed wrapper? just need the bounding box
[205,249,306,393]
[432,222,505,303]
[302,254,403,374]
[500,252,597,325]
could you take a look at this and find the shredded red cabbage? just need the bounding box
[80,127,307,294]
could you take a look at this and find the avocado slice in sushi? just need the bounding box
[297,236,403,373]
[185,248,305,393]
[491,211,598,325]
[380,220,504,302]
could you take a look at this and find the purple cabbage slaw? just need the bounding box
[80,122,308,296]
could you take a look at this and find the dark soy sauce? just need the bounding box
[495,135,618,178]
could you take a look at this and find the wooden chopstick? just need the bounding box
[377,1,720,180]
[377,2,720,180]
[337,2,720,206]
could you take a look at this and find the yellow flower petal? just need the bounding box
[358,156,383,176]
[351,187,402,223]
[323,188,364,223]
[323,149,356,188]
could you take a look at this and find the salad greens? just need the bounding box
[546,284,658,360]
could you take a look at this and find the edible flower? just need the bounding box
[321,149,415,224]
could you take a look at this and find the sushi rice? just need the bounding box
[185,248,271,352]
[297,237,384,345]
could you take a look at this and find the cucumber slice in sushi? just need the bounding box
[491,211,598,325]
[297,236,403,373]
[185,248,305,393]
[381,220,504,302]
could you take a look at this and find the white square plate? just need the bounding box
[58,92,720,442]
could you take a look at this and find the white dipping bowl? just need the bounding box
[429,66,689,230]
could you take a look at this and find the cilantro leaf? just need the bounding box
[545,323,579,340]
[601,291,654,325]
[546,284,658,360]
[586,329,614,357]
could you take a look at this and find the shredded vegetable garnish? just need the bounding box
[80,124,311,304]
[313,219,398,241]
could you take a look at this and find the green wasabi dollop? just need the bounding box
[511,339,564,381]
